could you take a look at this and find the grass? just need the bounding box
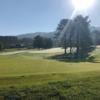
[0,48,100,99]
[0,53,100,76]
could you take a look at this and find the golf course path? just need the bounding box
[0,46,100,56]
[0,48,64,55]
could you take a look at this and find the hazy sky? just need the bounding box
[0,0,99,35]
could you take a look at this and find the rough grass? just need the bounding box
[0,48,100,99]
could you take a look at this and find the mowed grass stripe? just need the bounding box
[0,52,100,77]
[0,48,100,89]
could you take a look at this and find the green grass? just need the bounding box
[0,48,100,99]
[0,52,100,76]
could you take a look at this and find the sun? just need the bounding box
[72,0,95,10]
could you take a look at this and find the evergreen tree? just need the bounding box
[73,15,92,58]
[33,35,53,49]
[55,15,93,59]
[0,42,3,51]
[33,35,43,49]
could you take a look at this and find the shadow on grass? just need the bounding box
[48,53,100,63]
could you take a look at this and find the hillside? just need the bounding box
[17,32,56,39]
[17,26,100,39]
[0,47,100,99]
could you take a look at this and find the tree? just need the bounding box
[55,15,93,59]
[33,35,53,49]
[0,42,3,51]
[19,38,33,48]
[33,35,43,49]
[42,38,53,49]
[55,19,71,54]
[92,30,100,45]
[56,19,69,32]
[0,36,18,49]
[73,15,92,59]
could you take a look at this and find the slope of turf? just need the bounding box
[0,48,100,99]
[0,52,100,77]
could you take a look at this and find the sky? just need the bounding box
[0,0,99,36]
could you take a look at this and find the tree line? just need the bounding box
[0,15,100,57]
[33,35,53,49]
[0,36,53,51]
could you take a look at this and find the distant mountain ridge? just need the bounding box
[17,32,56,39]
[17,26,100,39]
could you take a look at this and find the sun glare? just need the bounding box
[72,0,95,11]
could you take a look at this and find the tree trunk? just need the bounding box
[76,32,80,59]
[69,42,72,54]
[64,34,67,55]
[64,40,67,54]
[69,33,72,55]
[64,47,67,54]
[76,46,79,59]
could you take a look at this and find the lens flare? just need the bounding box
[72,0,95,10]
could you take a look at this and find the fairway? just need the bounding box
[0,48,100,82]
[0,53,100,77]
[0,48,100,99]
[0,48,99,76]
